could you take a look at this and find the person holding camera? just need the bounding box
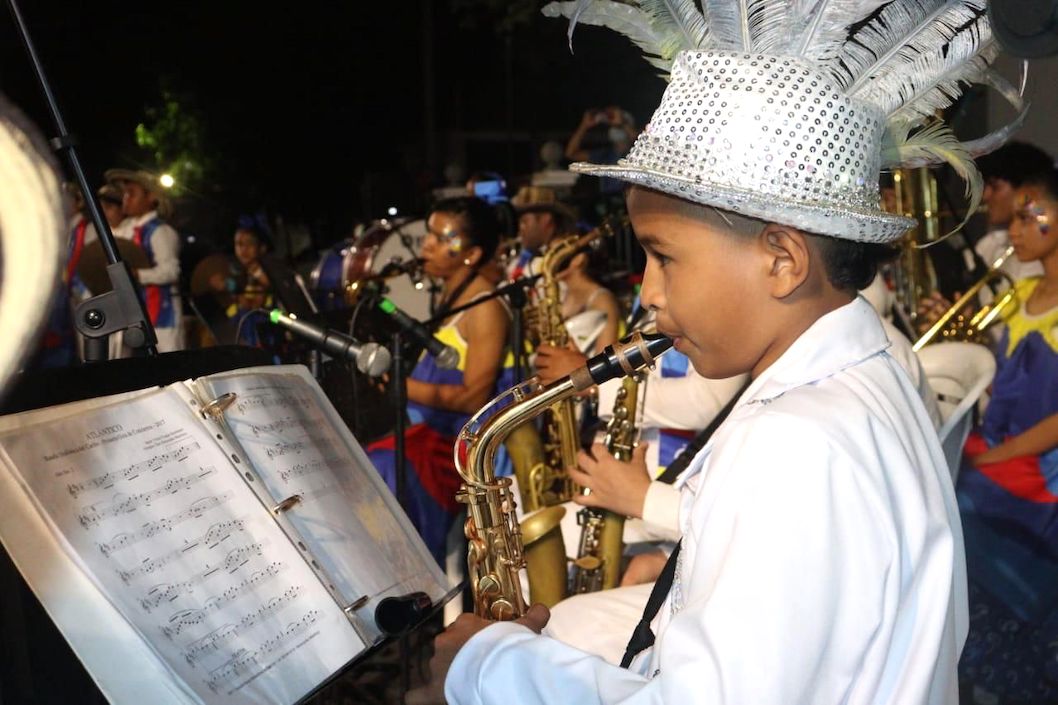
[565,107,636,163]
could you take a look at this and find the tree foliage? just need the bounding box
[134,85,215,194]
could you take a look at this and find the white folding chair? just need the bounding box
[915,342,997,481]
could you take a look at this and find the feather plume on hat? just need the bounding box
[543,0,1028,242]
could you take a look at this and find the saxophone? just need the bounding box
[456,332,672,619]
[570,374,640,593]
[516,224,617,511]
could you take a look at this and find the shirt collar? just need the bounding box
[675,295,891,487]
[742,295,891,406]
[129,210,159,227]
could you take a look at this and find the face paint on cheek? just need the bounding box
[441,228,464,256]
[1024,199,1051,235]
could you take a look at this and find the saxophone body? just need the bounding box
[456,332,672,619]
[518,228,612,511]
[571,374,639,593]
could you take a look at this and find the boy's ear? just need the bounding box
[758,224,812,299]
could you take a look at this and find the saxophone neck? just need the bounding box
[462,376,577,485]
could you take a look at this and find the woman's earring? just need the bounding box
[463,258,472,266]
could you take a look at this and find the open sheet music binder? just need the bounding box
[0,364,448,705]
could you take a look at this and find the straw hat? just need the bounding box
[510,185,578,228]
[104,168,173,219]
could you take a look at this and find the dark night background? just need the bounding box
[0,0,665,250]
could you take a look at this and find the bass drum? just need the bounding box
[310,218,433,320]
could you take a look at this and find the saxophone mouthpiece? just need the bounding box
[570,331,672,391]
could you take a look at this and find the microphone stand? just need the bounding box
[423,274,540,383]
[6,0,157,361]
[390,331,409,511]
[387,330,413,702]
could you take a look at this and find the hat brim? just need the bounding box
[515,202,578,224]
[105,169,158,191]
[104,168,173,219]
[571,161,913,244]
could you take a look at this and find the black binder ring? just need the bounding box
[200,392,237,419]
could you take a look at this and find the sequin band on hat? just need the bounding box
[572,51,915,243]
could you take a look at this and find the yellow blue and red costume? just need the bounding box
[367,317,515,566]
[957,277,1058,700]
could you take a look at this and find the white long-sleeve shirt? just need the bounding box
[111,210,183,352]
[447,296,966,705]
[114,210,180,287]
[636,303,943,540]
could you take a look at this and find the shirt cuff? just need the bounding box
[446,621,536,705]
[596,377,620,416]
[640,482,681,540]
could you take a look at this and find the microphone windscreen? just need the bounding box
[357,343,392,377]
[435,345,460,370]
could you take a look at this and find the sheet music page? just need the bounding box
[0,385,365,705]
[198,366,447,640]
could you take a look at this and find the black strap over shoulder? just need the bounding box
[619,540,681,669]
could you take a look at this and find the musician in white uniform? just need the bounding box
[407,3,1001,702]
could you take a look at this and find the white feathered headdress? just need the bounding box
[543,0,1028,242]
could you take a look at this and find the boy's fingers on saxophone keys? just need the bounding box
[517,603,551,633]
[568,466,594,491]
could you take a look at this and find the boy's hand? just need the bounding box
[406,605,550,705]
[620,549,669,587]
[569,442,651,518]
[535,344,587,385]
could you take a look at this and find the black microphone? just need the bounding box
[377,297,460,370]
[374,591,433,636]
[378,257,425,278]
[268,310,391,377]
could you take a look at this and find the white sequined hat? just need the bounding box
[546,0,1028,243]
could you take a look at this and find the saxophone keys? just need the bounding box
[573,555,602,572]
[490,598,517,621]
[478,574,502,598]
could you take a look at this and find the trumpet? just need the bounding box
[913,246,1018,351]
[455,331,672,620]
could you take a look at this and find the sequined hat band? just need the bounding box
[573,51,916,243]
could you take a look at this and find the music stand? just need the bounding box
[0,347,457,704]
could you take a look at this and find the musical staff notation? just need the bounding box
[235,393,311,416]
[103,517,245,559]
[205,608,321,693]
[67,441,202,499]
[249,417,294,437]
[163,583,301,640]
[115,518,249,583]
[278,458,336,484]
[78,467,218,528]
[93,492,235,555]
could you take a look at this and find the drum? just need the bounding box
[76,239,150,296]
[310,218,433,320]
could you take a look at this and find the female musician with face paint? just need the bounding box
[367,197,509,566]
[955,168,1058,702]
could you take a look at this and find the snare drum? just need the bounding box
[310,218,433,319]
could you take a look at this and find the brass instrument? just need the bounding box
[517,224,617,511]
[886,168,940,331]
[570,374,639,593]
[913,246,1019,351]
[456,332,672,619]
